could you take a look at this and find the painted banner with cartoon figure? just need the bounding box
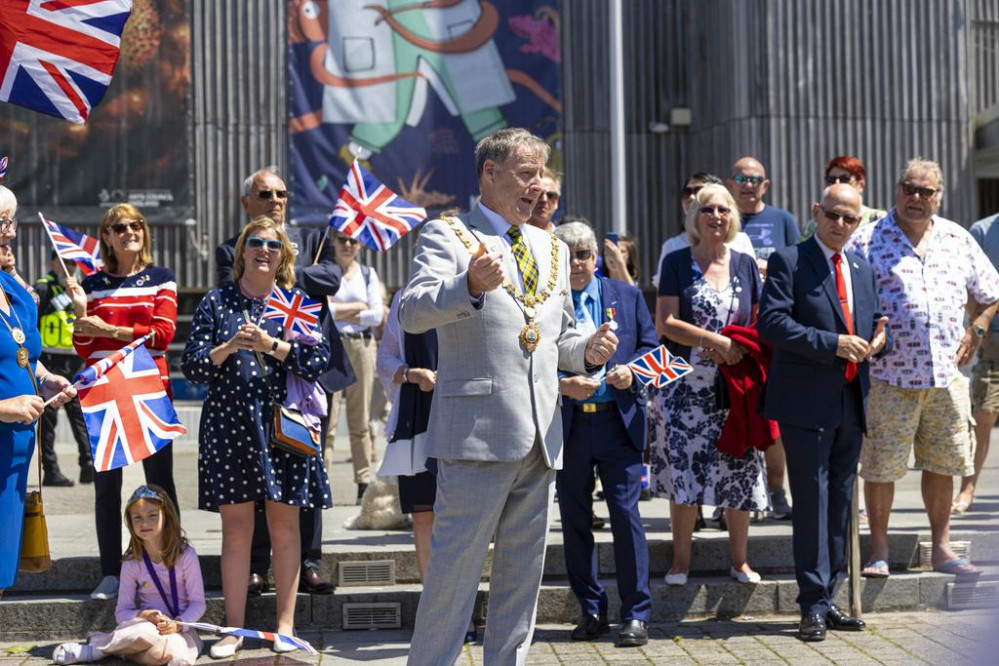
[287,0,562,224]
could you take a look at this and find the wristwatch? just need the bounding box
[269,339,280,354]
[971,322,987,339]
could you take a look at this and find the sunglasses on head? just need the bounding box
[899,182,938,198]
[257,189,289,200]
[0,217,18,234]
[126,485,161,507]
[732,174,765,186]
[699,205,732,216]
[819,206,861,225]
[336,236,360,246]
[246,236,284,252]
[681,186,703,198]
[570,249,594,261]
[109,221,143,234]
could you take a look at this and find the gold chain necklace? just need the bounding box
[0,286,30,367]
[442,214,561,353]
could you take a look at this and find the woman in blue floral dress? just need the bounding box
[650,184,769,587]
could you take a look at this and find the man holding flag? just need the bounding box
[553,219,657,647]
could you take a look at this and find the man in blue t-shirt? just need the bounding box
[728,156,800,279]
[727,155,800,521]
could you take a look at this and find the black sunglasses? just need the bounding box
[336,236,360,246]
[699,205,732,216]
[570,249,594,261]
[246,236,284,252]
[109,221,143,234]
[732,174,765,186]
[541,190,560,201]
[681,186,703,198]
[899,182,938,198]
[819,206,861,225]
[257,189,290,200]
[825,174,854,185]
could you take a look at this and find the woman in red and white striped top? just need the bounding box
[65,203,180,602]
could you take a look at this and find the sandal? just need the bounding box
[861,560,890,578]
[951,500,972,515]
[933,558,982,576]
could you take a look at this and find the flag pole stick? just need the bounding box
[312,226,331,266]
[37,212,71,277]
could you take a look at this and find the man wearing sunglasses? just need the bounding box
[759,184,890,641]
[527,168,561,232]
[845,158,999,579]
[216,167,355,597]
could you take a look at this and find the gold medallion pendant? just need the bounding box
[519,322,541,354]
[16,346,29,368]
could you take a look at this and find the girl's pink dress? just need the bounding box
[88,546,206,666]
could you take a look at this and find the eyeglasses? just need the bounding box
[825,174,854,185]
[819,206,861,225]
[540,190,560,201]
[246,236,284,252]
[899,182,938,198]
[109,221,143,234]
[681,186,703,198]
[257,189,290,200]
[699,205,732,216]
[126,485,161,507]
[336,236,360,246]
[0,217,18,233]
[570,249,594,261]
[732,174,765,186]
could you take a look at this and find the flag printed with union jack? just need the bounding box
[76,336,186,472]
[39,213,103,276]
[627,345,693,389]
[329,160,427,252]
[0,0,133,123]
[177,622,317,655]
[260,285,322,336]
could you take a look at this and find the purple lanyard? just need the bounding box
[141,550,179,619]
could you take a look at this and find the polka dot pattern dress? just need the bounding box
[182,281,333,512]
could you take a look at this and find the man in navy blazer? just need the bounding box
[554,221,658,648]
[759,184,890,642]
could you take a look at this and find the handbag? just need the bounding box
[19,364,52,573]
[270,402,321,457]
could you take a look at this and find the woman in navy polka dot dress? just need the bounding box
[181,217,331,656]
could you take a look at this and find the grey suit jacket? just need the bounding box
[399,207,590,470]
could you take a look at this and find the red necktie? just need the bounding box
[832,253,858,382]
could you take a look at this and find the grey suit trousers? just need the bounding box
[407,442,556,666]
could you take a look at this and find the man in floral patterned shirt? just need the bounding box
[846,158,999,577]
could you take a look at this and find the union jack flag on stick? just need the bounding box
[73,334,186,472]
[627,345,693,389]
[0,155,7,182]
[39,213,103,276]
[329,160,427,252]
[260,285,321,336]
[177,622,317,655]
[0,0,133,123]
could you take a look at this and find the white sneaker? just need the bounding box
[729,566,762,584]
[209,636,243,659]
[664,570,688,586]
[90,575,119,600]
[52,643,101,664]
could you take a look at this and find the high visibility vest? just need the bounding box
[37,275,76,352]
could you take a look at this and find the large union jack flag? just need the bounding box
[0,0,132,123]
[177,622,317,656]
[39,213,103,276]
[627,345,693,389]
[75,335,186,472]
[260,285,321,336]
[329,160,427,252]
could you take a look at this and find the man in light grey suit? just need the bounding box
[400,128,618,664]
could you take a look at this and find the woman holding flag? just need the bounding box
[182,216,331,658]
[0,180,76,594]
[64,203,179,602]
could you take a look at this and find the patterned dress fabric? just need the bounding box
[648,265,769,511]
[182,282,332,511]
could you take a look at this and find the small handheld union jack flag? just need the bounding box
[0,156,7,182]
[329,160,427,252]
[261,285,322,336]
[177,622,317,655]
[39,213,103,276]
[627,345,693,389]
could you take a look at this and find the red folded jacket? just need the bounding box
[716,324,780,458]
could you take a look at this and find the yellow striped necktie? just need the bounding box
[506,225,539,296]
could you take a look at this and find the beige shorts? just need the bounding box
[860,376,975,482]
[971,335,999,412]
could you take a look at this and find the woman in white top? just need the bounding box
[327,232,384,503]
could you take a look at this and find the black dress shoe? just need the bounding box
[299,566,334,594]
[617,619,648,647]
[247,573,268,596]
[78,463,94,484]
[356,483,368,506]
[43,471,74,487]
[798,614,827,642]
[826,604,866,631]
[571,614,609,641]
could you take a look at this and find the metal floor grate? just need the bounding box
[919,541,970,568]
[342,602,402,630]
[338,560,395,587]
[946,581,998,610]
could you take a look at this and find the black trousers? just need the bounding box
[38,354,92,474]
[780,382,864,616]
[95,444,178,576]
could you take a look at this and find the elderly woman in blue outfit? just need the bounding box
[0,182,76,594]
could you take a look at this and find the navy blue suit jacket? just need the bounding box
[560,277,658,450]
[758,236,891,431]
